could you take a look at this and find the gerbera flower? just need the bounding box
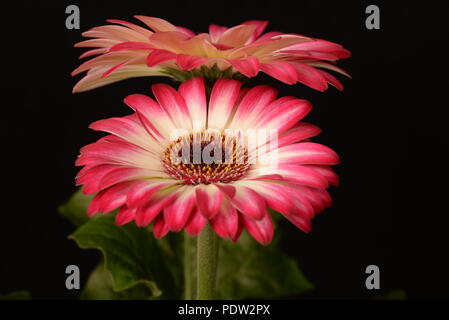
[76,78,339,245]
[72,16,350,93]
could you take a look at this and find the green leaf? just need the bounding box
[216,231,314,299]
[0,290,32,300]
[58,189,94,226]
[69,214,182,299]
[81,261,154,300]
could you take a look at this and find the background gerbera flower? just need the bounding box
[76,78,339,245]
[72,16,351,93]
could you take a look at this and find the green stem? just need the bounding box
[196,223,218,300]
[183,232,195,299]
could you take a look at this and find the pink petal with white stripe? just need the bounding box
[178,77,207,129]
[254,98,312,134]
[124,94,177,140]
[152,83,192,130]
[207,79,242,130]
[229,85,278,129]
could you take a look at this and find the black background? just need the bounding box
[2,1,448,300]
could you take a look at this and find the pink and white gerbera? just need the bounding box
[72,16,350,93]
[76,77,339,245]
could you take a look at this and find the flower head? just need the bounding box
[72,16,350,93]
[76,78,339,245]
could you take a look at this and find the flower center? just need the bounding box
[162,131,250,185]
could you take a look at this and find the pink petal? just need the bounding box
[126,180,171,208]
[244,181,295,216]
[115,205,137,226]
[209,24,228,43]
[230,185,266,220]
[79,48,108,59]
[72,65,164,93]
[293,186,326,213]
[307,61,351,77]
[109,41,154,52]
[152,83,191,130]
[284,214,312,233]
[276,142,340,165]
[260,61,298,84]
[176,54,207,71]
[275,164,330,188]
[241,20,269,41]
[290,62,328,91]
[208,79,242,130]
[77,133,162,169]
[240,212,274,246]
[178,77,207,129]
[254,98,312,134]
[218,24,257,47]
[163,188,196,232]
[210,199,239,240]
[226,57,259,77]
[277,123,322,149]
[146,49,177,67]
[98,167,152,192]
[215,184,236,198]
[83,25,149,42]
[231,222,244,242]
[185,210,207,236]
[195,184,223,219]
[136,190,180,227]
[286,39,350,59]
[101,61,129,78]
[134,16,178,32]
[88,181,133,215]
[307,165,339,186]
[76,164,118,194]
[278,50,339,61]
[153,214,170,239]
[107,19,154,37]
[123,94,176,139]
[317,70,344,91]
[75,39,121,48]
[229,84,278,129]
